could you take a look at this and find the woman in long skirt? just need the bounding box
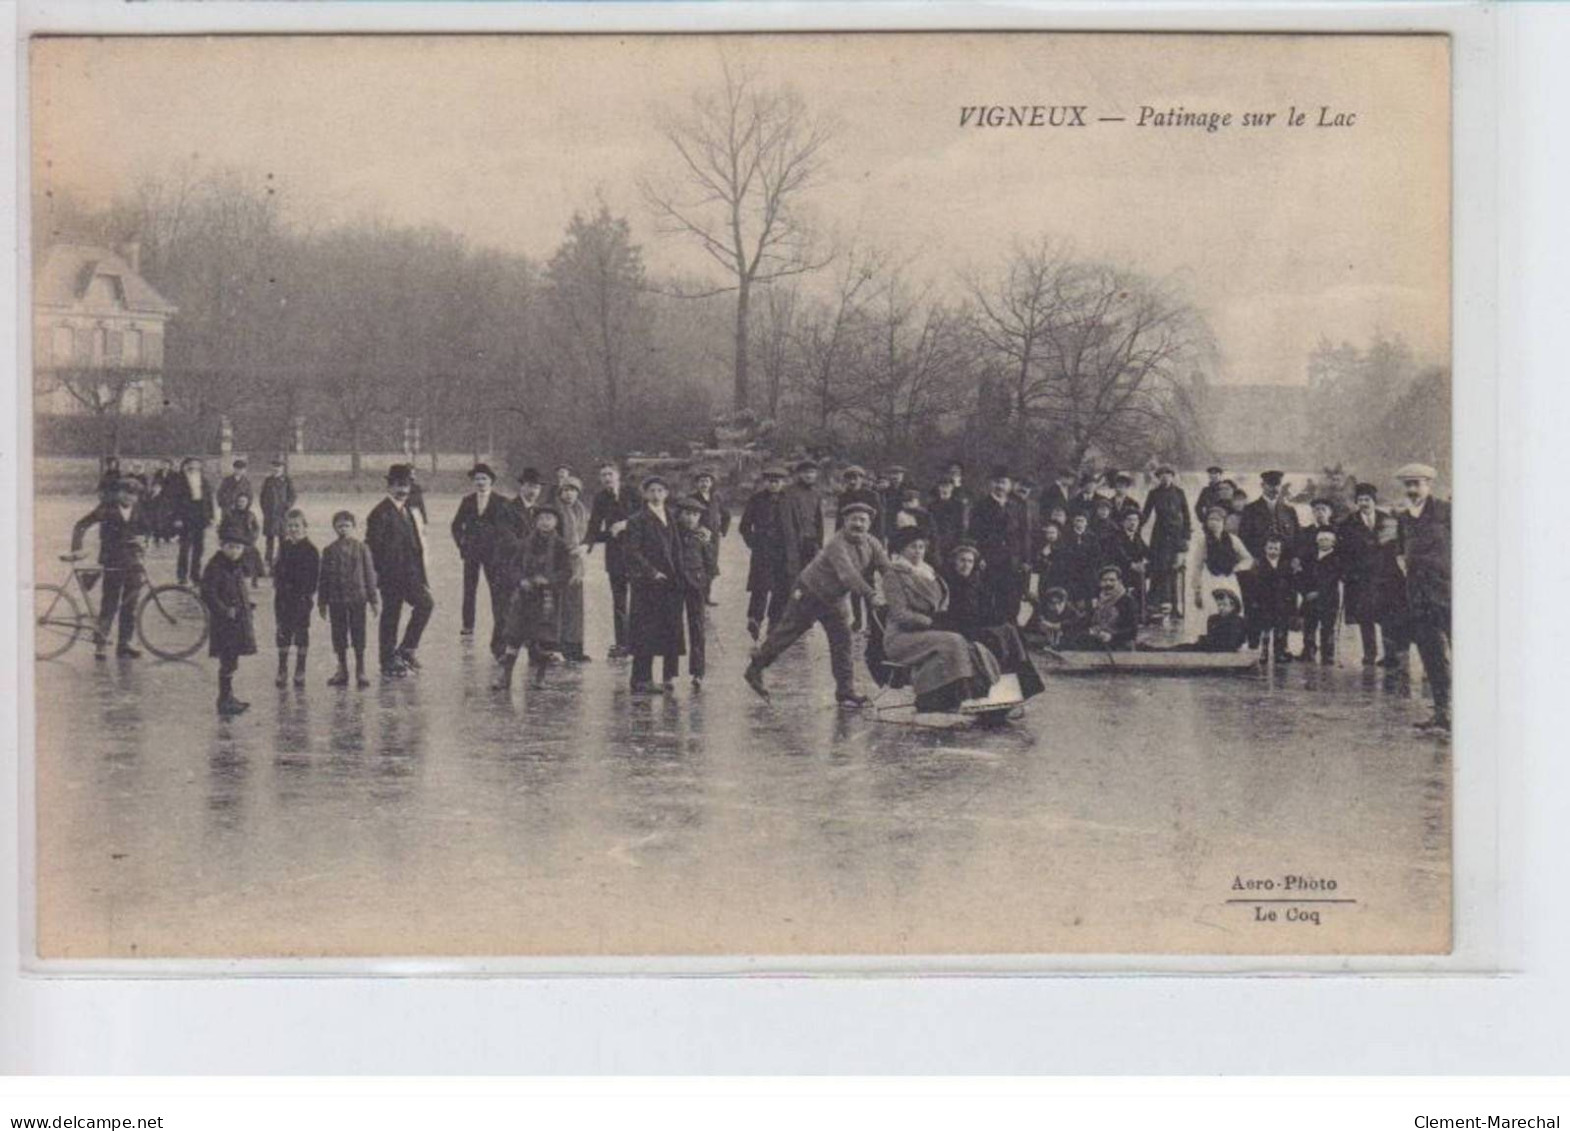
[881,527,1002,714]
[554,476,591,663]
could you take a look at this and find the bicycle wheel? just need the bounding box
[137,583,209,660]
[34,584,83,660]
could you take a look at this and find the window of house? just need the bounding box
[124,328,143,365]
[74,328,94,366]
[51,325,73,366]
[106,329,124,364]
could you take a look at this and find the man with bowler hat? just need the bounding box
[365,463,435,677]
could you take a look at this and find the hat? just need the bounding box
[1260,470,1285,486]
[1093,496,1113,510]
[673,495,707,514]
[1098,564,1124,581]
[842,464,868,479]
[640,474,669,492]
[554,464,573,474]
[1205,506,1229,520]
[560,475,584,492]
[793,458,819,473]
[889,526,929,553]
[692,466,717,481]
[1206,465,1224,475]
[949,539,980,559]
[1056,466,1078,479]
[1354,482,1379,500]
[1114,472,1135,486]
[1156,464,1176,476]
[989,464,1012,481]
[884,464,908,475]
[1042,586,1069,601]
[1211,588,1240,605]
[1395,463,1438,482]
[233,457,248,469]
[1017,476,1037,489]
[113,477,143,495]
[839,500,876,520]
[1311,496,1336,510]
[516,466,542,485]
[533,504,562,523]
[331,509,356,527]
[386,463,414,486]
[270,455,286,467]
[469,463,496,481]
[944,458,966,471]
[762,464,789,480]
[1314,527,1338,540]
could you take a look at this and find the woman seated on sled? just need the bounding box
[937,541,1046,700]
[881,528,1042,714]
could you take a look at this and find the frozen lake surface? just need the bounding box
[31,491,1450,959]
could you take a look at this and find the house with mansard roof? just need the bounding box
[33,241,177,417]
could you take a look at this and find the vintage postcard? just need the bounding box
[26,31,1451,961]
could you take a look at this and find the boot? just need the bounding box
[275,651,290,688]
[217,675,249,717]
[743,662,769,702]
[531,648,551,687]
[491,650,518,691]
[354,653,370,689]
[1415,706,1451,732]
[327,654,349,687]
[293,649,308,688]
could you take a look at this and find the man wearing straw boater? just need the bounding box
[1395,463,1451,732]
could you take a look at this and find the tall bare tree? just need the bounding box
[642,60,834,411]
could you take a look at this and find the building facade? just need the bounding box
[33,242,176,417]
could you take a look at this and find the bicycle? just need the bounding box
[35,554,210,661]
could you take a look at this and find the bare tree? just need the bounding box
[752,282,798,421]
[642,60,834,410]
[788,245,884,440]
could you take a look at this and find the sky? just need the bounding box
[31,32,1450,387]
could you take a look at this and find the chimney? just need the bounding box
[119,237,142,275]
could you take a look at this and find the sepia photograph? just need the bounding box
[25,31,1452,961]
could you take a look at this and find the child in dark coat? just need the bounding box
[493,505,574,690]
[1248,534,1297,663]
[1157,589,1249,653]
[674,497,716,689]
[317,510,379,688]
[272,509,320,688]
[218,490,264,588]
[1296,527,1344,663]
[202,533,258,716]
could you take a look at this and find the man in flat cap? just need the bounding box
[365,463,435,677]
[1140,464,1192,621]
[690,466,730,606]
[784,458,827,570]
[1195,465,1226,526]
[739,465,797,639]
[1396,464,1451,730]
[259,455,297,575]
[69,476,150,659]
[836,465,884,632]
[744,500,890,706]
[217,456,253,515]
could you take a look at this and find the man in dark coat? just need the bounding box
[783,459,827,568]
[1041,468,1076,527]
[739,465,797,639]
[70,477,150,659]
[584,461,642,659]
[623,476,688,692]
[365,464,435,677]
[969,466,1030,627]
[1295,527,1343,663]
[1068,473,1103,522]
[450,463,514,652]
[1239,470,1302,560]
[929,478,969,566]
[1107,472,1142,523]
[1194,465,1226,526]
[1139,465,1191,619]
[1336,482,1385,665]
[1248,534,1297,662]
[1104,508,1150,614]
[259,456,297,573]
[168,456,216,586]
[1396,464,1451,730]
[217,457,252,514]
[879,465,910,541]
[691,466,730,605]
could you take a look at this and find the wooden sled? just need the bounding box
[875,673,1027,729]
[1037,649,1258,675]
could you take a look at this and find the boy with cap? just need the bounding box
[259,456,297,574]
[365,463,435,677]
[1396,464,1451,730]
[743,500,890,706]
[318,510,378,688]
[69,476,150,659]
[202,530,258,716]
[584,461,642,659]
[272,508,319,688]
[623,476,688,693]
[1248,533,1296,663]
[674,496,716,688]
[739,465,796,639]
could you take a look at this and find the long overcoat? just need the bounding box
[259,473,298,538]
[202,552,257,658]
[1140,483,1192,563]
[1398,497,1451,622]
[1336,510,1383,624]
[623,507,687,658]
[739,490,799,594]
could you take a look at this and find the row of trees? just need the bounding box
[1305,331,1450,476]
[35,64,1216,477]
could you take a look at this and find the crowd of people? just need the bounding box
[64,450,1452,731]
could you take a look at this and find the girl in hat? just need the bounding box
[202,532,258,717]
[554,476,592,663]
[493,504,573,690]
[218,488,264,588]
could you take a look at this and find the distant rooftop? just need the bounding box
[34,243,177,316]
